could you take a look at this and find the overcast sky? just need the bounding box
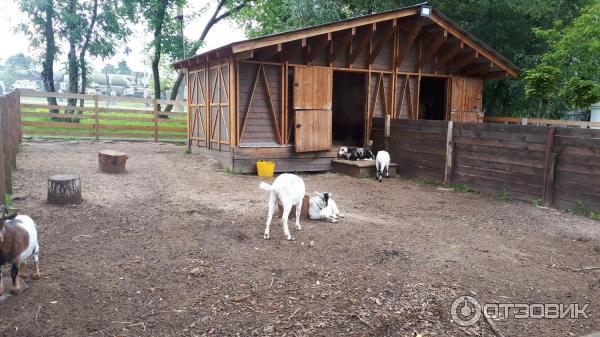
[0,0,246,73]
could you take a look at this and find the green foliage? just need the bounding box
[184,147,192,154]
[499,191,511,202]
[223,166,241,174]
[533,198,543,207]
[559,77,600,109]
[449,183,473,193]
[570,200,587,215]
[524,65,562,101]
[4,194,13,209]
[589,211,600,221]
[116,60,132,75]
[413,177,441,186]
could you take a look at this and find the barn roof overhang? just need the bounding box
[173,2,520,78]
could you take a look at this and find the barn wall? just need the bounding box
[372,118,600,212]
[232,147,337,173]
[238,62,283,145]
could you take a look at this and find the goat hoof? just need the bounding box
[10,287,20,295]
[296,226,301,231]
[263,233,270,240]
[285,236,294,241]
[32,272,40,280]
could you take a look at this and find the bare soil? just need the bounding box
[0,140,599,337]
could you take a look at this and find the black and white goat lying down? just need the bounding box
[338,147,375,161]
[308,192,343,223]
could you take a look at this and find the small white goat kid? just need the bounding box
[375,150,391,182]
[309,192,343,223]
[259,173,305,240]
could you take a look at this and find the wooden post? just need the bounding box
[384,114,391,151]
[94,95,100,140]
[542,127,556,206]
[0,96,6,201]
[444,121,454,183]
[153,99,158,142]
[7,92,17,169]
[0,96,11,194]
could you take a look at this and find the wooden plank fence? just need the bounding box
[19,89,187,142]
[0,91,22,203]
[373,117,600,212]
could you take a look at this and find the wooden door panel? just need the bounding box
[295,109,332,152]
[293,67,332,110]
[450,76,483,123]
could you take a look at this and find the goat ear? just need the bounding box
[328,193,333,197]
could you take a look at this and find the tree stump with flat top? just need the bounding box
[47,175,81,205]
[98,150,128,173]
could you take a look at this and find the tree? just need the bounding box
[116,60,132,75]
[523,65,562,117]
[55,0,134,109]
[5,54,34,70]
[18,0,59,111]
[159,0,249,112]
[559,77,600,110]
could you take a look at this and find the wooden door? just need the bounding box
[293,67,333,152]
[449,77,484,123]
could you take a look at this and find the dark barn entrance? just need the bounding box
[332,71,366,146]
[419,77,447,120]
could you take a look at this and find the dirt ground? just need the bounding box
[0,140,598,337]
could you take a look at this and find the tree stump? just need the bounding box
[98,150,128,173]
[47,175,82,205]
[278,194,310,220]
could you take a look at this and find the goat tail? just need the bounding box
[259,182,273,191]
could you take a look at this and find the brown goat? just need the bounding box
[0,206,40,294]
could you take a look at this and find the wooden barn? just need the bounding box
[174,3,519,173]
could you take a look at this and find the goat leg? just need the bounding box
[0,270,4,295]
[10,262,21,294]
[32,245,40,280]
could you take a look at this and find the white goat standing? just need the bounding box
[259,173,305,240]
[309,192,344,223]
[375,150,391,182]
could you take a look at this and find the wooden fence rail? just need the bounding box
[484,116,600,128]
[19,89,187,142]
[0,91,22,203]
[373,118,600,213]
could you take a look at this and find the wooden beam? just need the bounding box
[428,14,518,77]
[395,76,407,118]
[282,38,306,61]
[451,52,476,73]
[432,42,462,72]
[239,64,261,140]
[329,29,354,64]
[307,33,331,64]
[462,61,493,75]
[347,24,375,67]
[260,65,282,143]
[416,31,446,68]
[396,19,422,69]
[368,22,396,65]
[234,50,253,61]
[255,44,282,61]
[480,71,509,79]
[231,8,419,53]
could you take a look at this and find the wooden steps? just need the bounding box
[331,159,398,178]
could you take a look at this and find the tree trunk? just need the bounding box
[151,1,167,115]
[98,150,128,173]
[47,175,82,205]
[66,0,79,117]
[78,0,98,110]
[79,57,87,110]
[164,0,248,112]
[42,0,58,114]
[538,100,544,118]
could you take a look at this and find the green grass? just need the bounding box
[21,105,187,141]
[498,191,511,202]
[184,147,192,155]
[448,183,473,193]
[569,201,587,215]
[412,176,442,186]
[533,198,543,207]
[4,193,13,209]
[589,211,600,221]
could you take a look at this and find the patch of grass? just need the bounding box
[4,193,13,209]
[413,176,442,186]
[358,171,371,178]
[449,183,473,193]
[533,198,543,207]
[223,167,241,174]
[184,147,192,155]
[589,211,600,221]
[498,191,511,202]
[569,201,587,215]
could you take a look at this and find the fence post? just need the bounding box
[384,114,391,151]
[7,92,17,169]
[0,96,6,201]
[521,118,528,126]
[153,99,158,142]
[542,127,556,206]
[444,121,454,183]
[94,95,100,140]
[0,96,11,194]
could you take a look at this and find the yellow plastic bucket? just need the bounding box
[256,160,275,177]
